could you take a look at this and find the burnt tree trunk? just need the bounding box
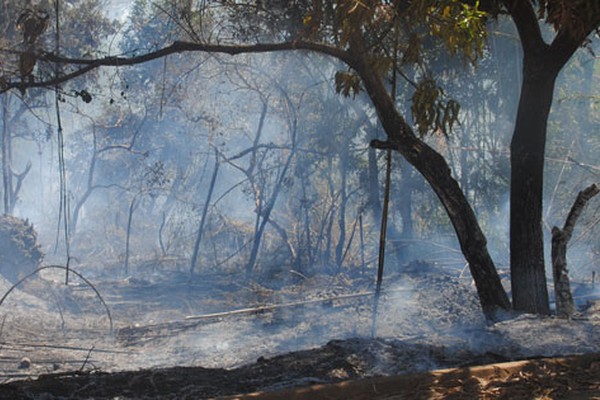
[504,0,592,314]
[509,56,558,315]
[551,227,575,319]
[551,184,599,318]
[348,33,511,318]
[367,145,382,222]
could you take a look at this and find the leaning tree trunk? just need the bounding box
[348,33,511,318]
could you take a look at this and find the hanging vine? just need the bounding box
[52,0,71,284]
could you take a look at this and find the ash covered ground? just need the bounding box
[0,261,599,398]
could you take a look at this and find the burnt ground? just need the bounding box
[1,347,599,399]
[0,264,598,399]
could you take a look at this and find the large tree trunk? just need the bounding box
[348,34,511,318]
[503,0,597,314]
[377,138,511,317]
[509,54,559,314]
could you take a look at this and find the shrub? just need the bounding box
[0,215,44,283]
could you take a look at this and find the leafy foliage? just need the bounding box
[16,8,50,45]
[411,78,460,137]
[0,0,118,94]
[334,71,361,98]
[536,0,600,39]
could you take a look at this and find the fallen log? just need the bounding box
[117,289,408,345]
[184,289,401,321]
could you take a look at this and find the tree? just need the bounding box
[189,148,219,277]
[501,1,599,314]
[0,2,50,215]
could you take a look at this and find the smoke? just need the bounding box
[0,6,598,381]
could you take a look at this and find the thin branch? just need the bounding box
[79,345,95,371]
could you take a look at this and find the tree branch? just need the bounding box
[560,183,600,241]
[1,40,350,94]
[502,0,547,54]
[549,19,600,69]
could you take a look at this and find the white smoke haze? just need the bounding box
[0,3,598,392]
[1,266,599,382]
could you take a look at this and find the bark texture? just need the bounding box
[509,52,558,314]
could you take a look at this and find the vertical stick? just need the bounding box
[371,20,399,336]
[124,194,138,276]
[371,148,392,337]
[359,213,365,275]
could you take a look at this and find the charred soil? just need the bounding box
[0,264,598,399]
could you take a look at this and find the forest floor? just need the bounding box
[0,261,598,399]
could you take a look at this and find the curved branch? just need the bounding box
[550,20,600,69]
[1,40,351,94]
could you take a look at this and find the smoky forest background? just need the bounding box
[0,1,596,291]
[0,2,598,392]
